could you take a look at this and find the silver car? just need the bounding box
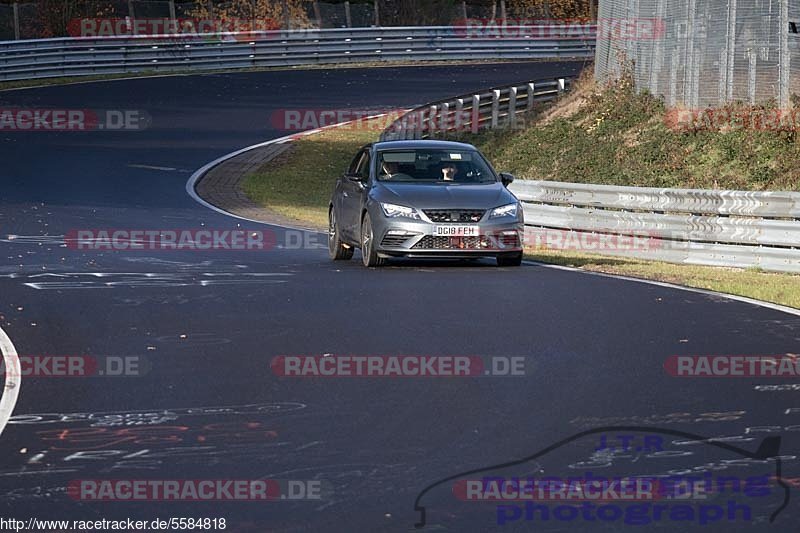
[328,140,524,267]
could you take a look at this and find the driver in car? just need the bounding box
[441,164,457,181]
[381,161,400,178]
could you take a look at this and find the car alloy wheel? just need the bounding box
[328,208,353,261]
[361,213,384,267]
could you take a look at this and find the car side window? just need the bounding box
[347,151,365,175]
[354,151,371,178]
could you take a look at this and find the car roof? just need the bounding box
[372,140,478,151]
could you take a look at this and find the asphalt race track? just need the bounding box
[1,61,799,532]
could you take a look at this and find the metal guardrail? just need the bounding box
[511,180,800,273]
[379,77,571,140]
[0,25,596,82]
[378,81,800,273]
[15,23,792,274]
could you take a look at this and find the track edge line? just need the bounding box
[0,325,21,438]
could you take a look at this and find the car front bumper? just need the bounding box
[372,216,524,258]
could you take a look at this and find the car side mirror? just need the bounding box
[500,172,515,187]
[345,172,366,184]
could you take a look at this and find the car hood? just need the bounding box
[372,182,516,210]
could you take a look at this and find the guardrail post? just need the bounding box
[454,98,464,133]
[374,0,380,26]
[748,49,757,104]
[409,110,422,139]
[780,0,790,108]
[724,0,737,101]
[313,1,322,28]
[344,2,352,27]
[491,89,500,128]
[526,82,535,110]
[669,49,678,107]
[508,86,517,129]
[557,78,566,93]
[282,0,291,30]
[427,105,437,139]
[128,0,136,34]
[12,2,19,40]
[471,94,480,134]
[440,102,450,137]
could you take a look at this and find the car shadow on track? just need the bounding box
[369,257,508,269]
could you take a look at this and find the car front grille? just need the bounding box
[412,233,520,250]
[423,210,485,223]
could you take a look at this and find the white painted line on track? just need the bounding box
[128,164,178,172]
[0,325,20,438]
[524,260,800,317]
[185,133,318,232]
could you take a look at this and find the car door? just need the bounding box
[340,149,370,242]
[333,150,363,243]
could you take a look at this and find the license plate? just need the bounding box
[434,225,479,237]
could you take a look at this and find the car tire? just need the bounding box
[496,251,523,267]
[328,208,353,261]
[360,213,385,268]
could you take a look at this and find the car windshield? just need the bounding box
[377,149,496,184]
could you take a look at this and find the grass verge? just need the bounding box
[242,118,387,229]
[242,106,800,310]
[465,70,800,191]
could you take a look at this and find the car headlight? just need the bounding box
[380,203,421,220]
[490,203,518,219]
